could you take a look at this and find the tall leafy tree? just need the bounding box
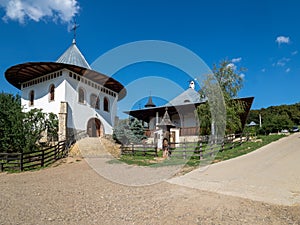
[0,93,59,153]
[197,59,246,135]
[23,108,47,152]
[0,93,25,152]
[46,112,59,142]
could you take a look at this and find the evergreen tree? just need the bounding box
[113,119,131,144]
[113,118,147,144]
[129,118,147,143]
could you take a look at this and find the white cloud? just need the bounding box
[240,73,245,79]
[275,36,290,45]
[291,50,298,55]
[285,68,291,73]
[275,57,290,67]
[0,0,80,24]
[231,57,242,63]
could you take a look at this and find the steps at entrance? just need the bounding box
[75,137,111,158]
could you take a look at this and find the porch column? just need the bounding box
[156,111,159,129]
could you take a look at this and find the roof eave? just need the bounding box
[5,61,127,100]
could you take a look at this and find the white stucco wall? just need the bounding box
[147,111,198,130]
[21,71,65,114]
[181,112,198,127]
[20,69,119,135]
[64,70,118,135]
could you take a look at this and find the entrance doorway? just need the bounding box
[87,118,103,137]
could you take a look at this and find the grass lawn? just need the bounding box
[109,134,285,172]
[213,134,285,162]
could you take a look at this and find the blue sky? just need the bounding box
[0,0,299,114]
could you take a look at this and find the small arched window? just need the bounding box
[95,97,100,109]
[90,94,100,110]
[49,84,55,101]
[104,97,109,112]
[78,87,85,104]
[29,90,34,106]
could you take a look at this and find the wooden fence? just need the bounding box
[121,133,249,159]
[121,143,158,157]
[0,140,69,172]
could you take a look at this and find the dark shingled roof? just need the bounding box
[5,40,127,100]
[145,95,156,108]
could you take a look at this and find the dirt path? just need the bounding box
[169,133,300,206]
[0,158,300,224]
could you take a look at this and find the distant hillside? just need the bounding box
[246,102,300,133]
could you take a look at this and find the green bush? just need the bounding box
[113,118,147,144]
[0,93,58,153]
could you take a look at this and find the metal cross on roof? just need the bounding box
[71,18,80,43]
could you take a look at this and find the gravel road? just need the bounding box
[0,158,299,225]
[169,133,300,206]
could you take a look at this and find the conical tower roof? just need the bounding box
[56,39,91,69]
[145,95,156,108]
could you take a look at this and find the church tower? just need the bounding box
[5,37,126,140]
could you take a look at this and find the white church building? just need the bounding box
[126,80,254,144]
[5,39,126,140]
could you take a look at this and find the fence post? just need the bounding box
[132,144,135,155]
[19,153,23,171]
[183,142,186,159]
[199,142,203,160]
[63,141,68,157]
[66,140,70,157]
[55,142,60,160]
[0,162,3,172]
[54,143,57,160]
[41,150,44,167]
[62,141,65,157]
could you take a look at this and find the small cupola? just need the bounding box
[189,80,195,89]
[144,95,156,108]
